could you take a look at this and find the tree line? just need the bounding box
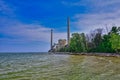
[58,26,120,53]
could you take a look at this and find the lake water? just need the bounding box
[0,53,120,80]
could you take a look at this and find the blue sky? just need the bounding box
[1,0,120,52]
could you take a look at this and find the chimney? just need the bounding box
[67,17,70,47]
[51,29,53,50]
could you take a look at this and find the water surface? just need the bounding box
[0,53,120,80]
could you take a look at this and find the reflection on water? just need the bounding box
[0,53,120,80]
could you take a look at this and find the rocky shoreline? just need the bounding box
[50,52,120,57]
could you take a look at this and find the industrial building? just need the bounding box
[49,17,70,52]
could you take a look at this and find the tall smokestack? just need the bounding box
[51,29,53,50]
[67,17,70,46]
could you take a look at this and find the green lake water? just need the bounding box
[0,53,120,80]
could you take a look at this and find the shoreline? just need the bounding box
[50,52,120,57]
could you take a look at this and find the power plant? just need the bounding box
[49,17,70,52]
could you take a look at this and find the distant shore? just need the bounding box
[50,52,120,57]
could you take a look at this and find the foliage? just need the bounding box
[69,33,87,52]
[109,26,120,53]
[110,33,120,53]
[57,26,120,53]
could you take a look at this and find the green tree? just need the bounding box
[69,33,87,53]
[81,33,87,52]
[110,26,119,34]
[69,33,81,52]
[88,28,103,52]
[110,33,120,53]
[97,34,114,53]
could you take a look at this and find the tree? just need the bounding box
[81,33,87,52]
[97,34,114,53]
[55,26,120,53]
[87,28,103,52]
[69,33,87,53]
[110,26,119,34]
[93,28,103,47]
[110,33,120,53]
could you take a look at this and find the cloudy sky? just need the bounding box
[0,0,120,52]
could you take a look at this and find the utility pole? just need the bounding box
[51,29,53,50]
[67,17,70,47]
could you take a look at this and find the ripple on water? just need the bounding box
[0,53,120,80]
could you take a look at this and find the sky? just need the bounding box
[1,0,120,52]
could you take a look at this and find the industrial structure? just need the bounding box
[67,17,70,47]
[49,17,70,52]
[50,29,53,50]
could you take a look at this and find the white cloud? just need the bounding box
[62,0,120,7]
[0,20,67,43]
[73,10,120,33]
[0,19,56,52]
[62,0,120,34]
[62,0,120,13]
